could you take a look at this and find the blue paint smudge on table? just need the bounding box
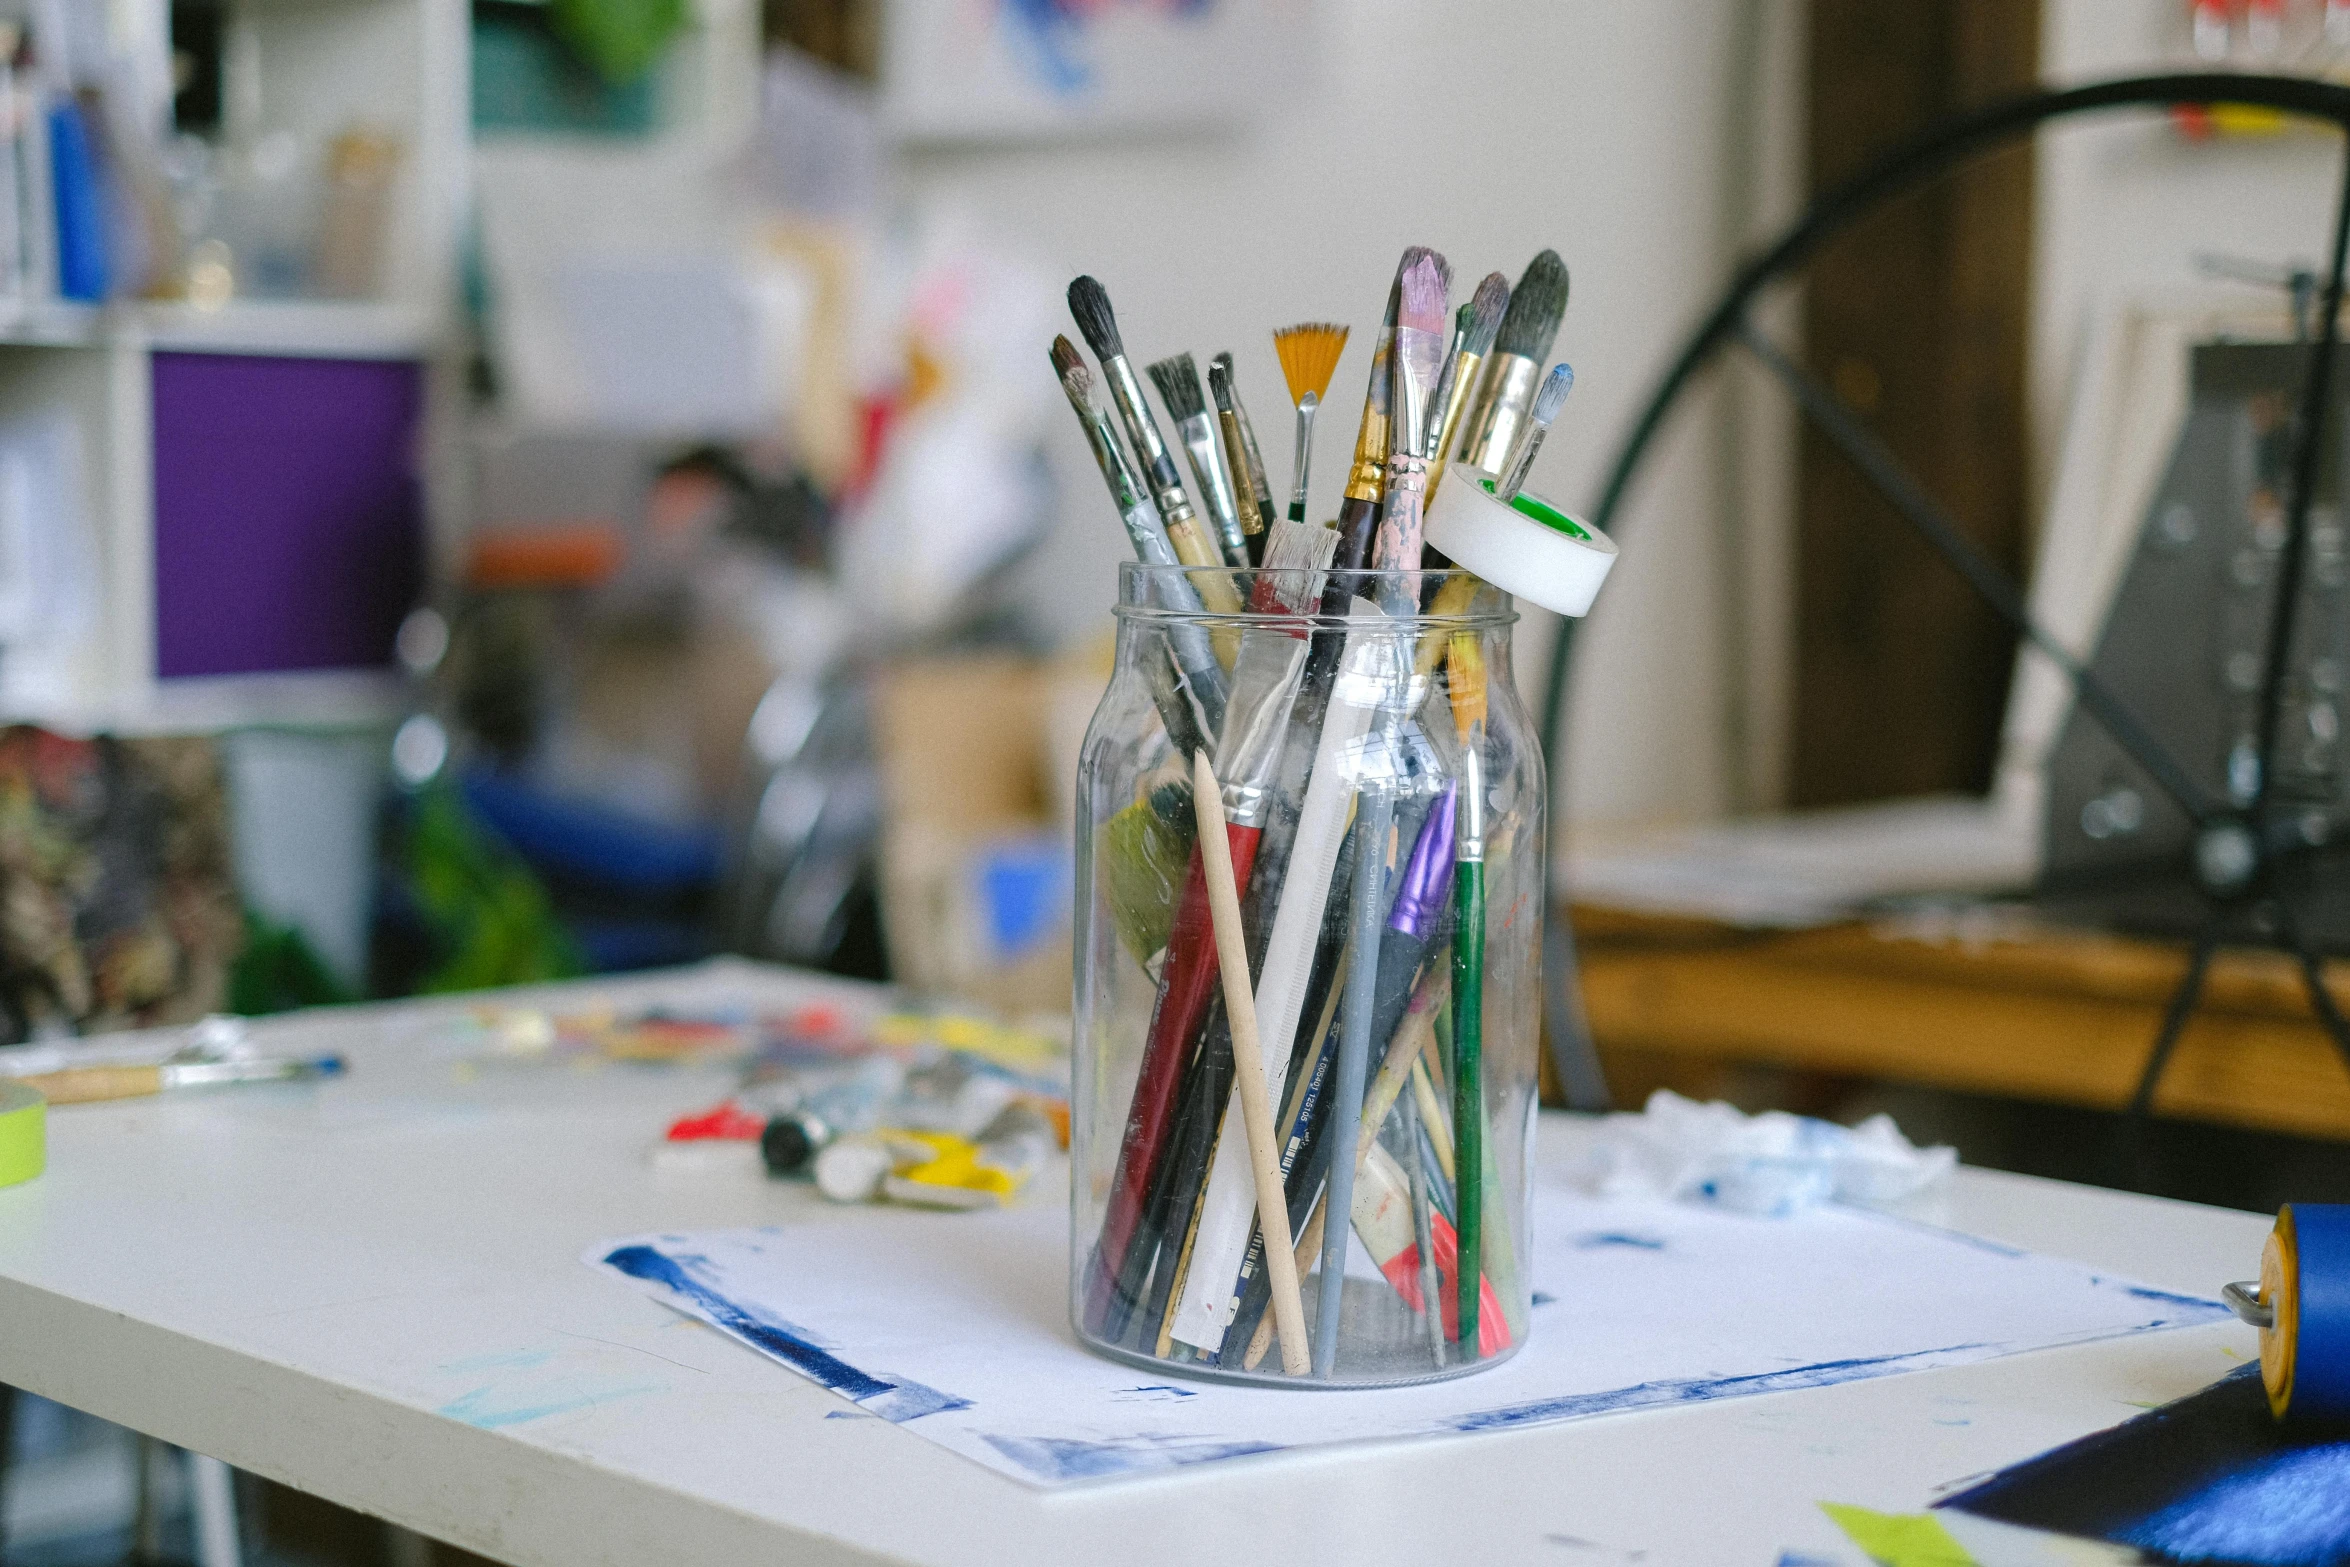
[981,1432,1286,1484]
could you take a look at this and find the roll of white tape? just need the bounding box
[1425,468,1618,618]
[0,1079,45,1188]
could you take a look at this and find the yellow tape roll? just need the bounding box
[0,1079,43,1188]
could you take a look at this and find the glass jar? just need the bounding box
[1071,564,1542,1387]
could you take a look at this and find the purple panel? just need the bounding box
[152,352,425,679]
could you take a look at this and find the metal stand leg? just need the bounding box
[132,1436,167,1565]
[386,1523,438,1567]
[1541,907,1612,1111]
[187,1453,242,1567]
[2116,917,2224,1190]
[0,1380,17,1561]
[2273,900,2350,1081]
[2128,918,2225,1121]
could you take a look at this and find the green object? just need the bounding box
[405,785,583,994]
[1098,784,1194,966]
[473,10,659,135]
[1452,856,1485,1357]
[229,909,356,1017]
[1477,477,1594,540]
[0,1080,43,1189]
[1818,1503,1977,1567]
[548,0,688,85]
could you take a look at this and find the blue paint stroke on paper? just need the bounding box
[2097,1277,2230,1313]
[1448,1344,1992,1433]
[1573,1232,1665,1251]
[438,1380,657,1429]
[982,1431,1284,1484]
[601,1244,971,1423]
[1110,1384,1199,1402]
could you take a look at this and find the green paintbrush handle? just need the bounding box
[1451,857,1485,1355]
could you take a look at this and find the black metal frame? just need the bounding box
[1541,74,2350,1137]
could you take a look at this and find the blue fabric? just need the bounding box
[459,768,721,895]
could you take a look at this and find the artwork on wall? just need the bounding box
[878,0,1312,140]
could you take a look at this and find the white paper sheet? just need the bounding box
[587,1154,2228,1489]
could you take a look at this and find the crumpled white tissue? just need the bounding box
[1576,1090,1957,1217]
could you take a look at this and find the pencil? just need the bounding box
[1193,749,1311,1375]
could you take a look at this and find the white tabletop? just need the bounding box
[0,959,2271,1567]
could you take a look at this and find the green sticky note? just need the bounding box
[1818,1503,1976,1567]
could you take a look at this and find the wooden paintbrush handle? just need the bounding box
[23,1066,165,1104]
[1192,750,1311,1377]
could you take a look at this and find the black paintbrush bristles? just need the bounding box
[1464,272,1510,358]
[1207,355,1235,414]
[1493,250,1568,362]
[1068,275,1123,360]
[1147,354,1207,421]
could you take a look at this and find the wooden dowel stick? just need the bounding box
[1191,749,1311,1376]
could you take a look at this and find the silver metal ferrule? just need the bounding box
[1426,327,1469,460]
[1178,413,1246,563]
[1458,746,1486,862]
[1291,394,1320,514]
[1221,778,1272,829]
[1460,353,1542,473]
[1102,353,1193,523]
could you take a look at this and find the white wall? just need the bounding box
[896,0,1803,831]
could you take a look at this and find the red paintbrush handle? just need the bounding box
[1375,1207,1513,1358]
[1086,820,1263,1327]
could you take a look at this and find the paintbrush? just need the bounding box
[1446,624,1488,1359]
[1497,362,1575,501]
[26,1053,345,1104]
[1427,272,1510,499]
[1402,1088,1446,1365]
[1208,357,1270,564]
[1165,600,1389,1359]
[1316,747,1395,1377]
[1053,336,1229,736]
[1273,323,1348,523]
[1149,354,1248,569]
[1213,352,1279,544]
[1193,748,1312,1376]
[1089,523,1337,1339]
[1068,278,1245,628]
[1457,250,1569,474]
[1372,251,1449,608]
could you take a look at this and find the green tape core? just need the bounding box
[1478,478,1592,540]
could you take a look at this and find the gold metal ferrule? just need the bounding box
[1426,348,1486,497]
[1344,401,1391,504]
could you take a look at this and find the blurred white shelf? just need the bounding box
[4,669,411,737]
[0,298,441,359]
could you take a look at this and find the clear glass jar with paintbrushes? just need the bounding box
[1071,562,1542,1386]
